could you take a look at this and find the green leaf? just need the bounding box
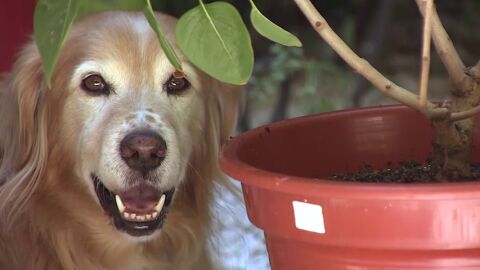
[34,0,79,87]
[144,0,183,71]
[249,0,302,47]
[176,1,253,85]
[77,0,145,18]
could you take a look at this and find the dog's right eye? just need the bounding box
[81,74,110,96]
[164,75,190,95]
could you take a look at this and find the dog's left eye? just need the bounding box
[81,74,110,96]
[164,75,190,95]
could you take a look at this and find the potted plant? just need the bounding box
[220,0,480,269]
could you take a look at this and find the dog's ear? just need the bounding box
[203,79,243,177]
[213,81,243,145]
[0,42,48,224]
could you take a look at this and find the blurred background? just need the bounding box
[158,0,480,130]
[1,0,479,269]
[2,0,479,127]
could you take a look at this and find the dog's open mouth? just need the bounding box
[91,174,175,237]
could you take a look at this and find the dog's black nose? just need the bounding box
[120,130,167,173]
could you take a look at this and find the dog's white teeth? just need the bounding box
[122,212,159,222]
[117,194,165,222]
[155,194,166,213]
[115,195,125,213]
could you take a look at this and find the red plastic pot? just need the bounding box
[220,105,480,270]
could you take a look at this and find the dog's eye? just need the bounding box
[81,74,110,95]
[164,75,190,95]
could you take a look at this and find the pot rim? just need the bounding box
[220,105,480,200]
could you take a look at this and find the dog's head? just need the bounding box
[0,12,241,240]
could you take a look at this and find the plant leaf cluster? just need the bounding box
[34,0,302,87]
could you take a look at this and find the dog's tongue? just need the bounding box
[118,184,161,214]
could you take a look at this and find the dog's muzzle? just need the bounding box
[92,174,175,236]
[91,130,174,236]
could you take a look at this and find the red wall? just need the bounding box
[0,0,35,73]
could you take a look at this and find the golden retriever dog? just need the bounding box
[0,11,241,270]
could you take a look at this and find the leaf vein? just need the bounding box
[198,0,234,61]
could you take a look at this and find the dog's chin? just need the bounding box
[91,174,175,238]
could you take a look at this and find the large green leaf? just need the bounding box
[249,0,302,47]
[77,0,145,18]
[34,0,79,87]
[176,1,253,85]
[144,0,183,71]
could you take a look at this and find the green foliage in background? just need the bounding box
[34,0,302,87]
[249,44,353,115]
[248,44,304,101]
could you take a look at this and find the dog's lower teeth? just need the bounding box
[121,211,158,222]
[115,194,166,222]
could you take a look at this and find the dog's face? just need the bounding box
[0,11,240,268]
[45,13,223,238]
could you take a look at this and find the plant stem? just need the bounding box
[414,1,480,179]
[144,0,183,72]
[415,0,466,92]
[451,105,480,122]
[450,60,480,121]
[467,60,480,81]
[292,0,449,120]
[419,0,433,109]
[294,0,480,180]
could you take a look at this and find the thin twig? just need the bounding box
[293,0,449,119]
[451,104,480,122]
[416,2,480,122]
[419,0,433,108]
[415,0,466,91]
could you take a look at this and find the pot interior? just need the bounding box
[233,106,480,179]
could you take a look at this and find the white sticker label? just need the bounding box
[292,201,325,234]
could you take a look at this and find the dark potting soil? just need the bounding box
[328,160,480,183]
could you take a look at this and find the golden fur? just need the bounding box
[0,11,241,270]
